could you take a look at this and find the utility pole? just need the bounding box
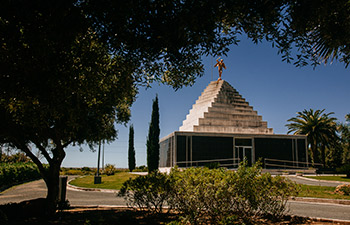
[102,141,105,171]
[94,140,102,184]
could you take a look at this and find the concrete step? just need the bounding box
[208,106,257,115]
[212,102,252,110]
[198,118,268,128]
[215,96,247,104]
[193,125,274,134]
[203,112,263,121]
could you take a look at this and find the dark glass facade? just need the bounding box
[159,132,308,169]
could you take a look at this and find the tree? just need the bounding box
[339,114,350,164]
[1,0,349,215]
[286,109,337,167]
[147,96,160,172]
[0,1,136,214]
[128,125,136,172]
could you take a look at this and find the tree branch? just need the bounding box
[12,138,48,182]
[31,139,53,164]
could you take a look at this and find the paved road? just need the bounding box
[0,179,126,206]
[1,179,350,222]
[285,175,350,187]
[288,201,350,221]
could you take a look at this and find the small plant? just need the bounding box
[133,165,148,172]
[119,161,298,224]
[204,162,220,169]
[103,164,117,176]
[118,171,173,214]
[334,184,350,195]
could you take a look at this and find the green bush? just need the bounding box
[170,167,232,224]
[0,163,42,188]
[132,165,148,172]
[336,164,350,178]
[103,164,117,176]
[120,162,299,224]
[335,184,350,195]
[169,162,299,224]
[118,171,174,214]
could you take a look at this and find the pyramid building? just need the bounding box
[160,80,308,170]
[179,80,273,134]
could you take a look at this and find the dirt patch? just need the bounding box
[1,205,350,224]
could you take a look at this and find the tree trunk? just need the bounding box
[43,162,61,216]
[321,145,326,168]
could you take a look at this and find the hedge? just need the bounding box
[0,163,42,189]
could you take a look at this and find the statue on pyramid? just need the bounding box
[214,57,226,80]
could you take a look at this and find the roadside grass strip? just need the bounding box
[69,172,139,190]
[299,184,350,200]
[304,176,350,183]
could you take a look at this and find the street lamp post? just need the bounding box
[94,140,102,184]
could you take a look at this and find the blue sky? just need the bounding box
[62,38,350,168]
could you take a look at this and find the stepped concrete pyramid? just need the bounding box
[179,80,273,134]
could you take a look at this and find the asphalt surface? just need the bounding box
[1,177,350,222]
[0,179,126,206]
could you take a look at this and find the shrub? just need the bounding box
[204,162,220,169]
[119,162,298,224]
[133,165,148,172]
[0,163,42,189]
[169,167,233,224]
[103,164,117,176]
[336,164,350,178]
[334,184,350,195]
[118,171,174,214]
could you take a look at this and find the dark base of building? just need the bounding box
[160,131,309,170]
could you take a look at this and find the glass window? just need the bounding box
[235,138,252,146]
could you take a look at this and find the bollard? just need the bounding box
[94,175,101,184]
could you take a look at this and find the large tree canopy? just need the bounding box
[1,0,349,214]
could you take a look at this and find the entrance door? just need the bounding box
[235,146,253,166]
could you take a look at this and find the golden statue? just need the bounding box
[214,57,226,80]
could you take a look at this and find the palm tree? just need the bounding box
[338,114,350,163]
[286,109,337,167]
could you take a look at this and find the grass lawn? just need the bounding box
[298,184,350,200]
[304,175,350,182]
[69,172,139,190]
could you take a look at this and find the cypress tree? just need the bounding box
[128,125,136,172]
[147,95,160,172]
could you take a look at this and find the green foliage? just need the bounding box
[118,171,173,214]
[0,152,31,164]
[335,184,350,196]
[336,164,350,177]
[60,167,95,176]
[128,125,136,172]
[286,109,338,166]
[147,96,160,172]
[133,165,148,172]
[339,114,350,164]
[170,162,298,224]
[0,163,42,188]
[103,164,117,176]
[204,162,220,169]
[120,162,298,224]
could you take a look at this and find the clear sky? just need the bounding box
[62,37,350,168]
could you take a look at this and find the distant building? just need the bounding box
[160,80,308,169]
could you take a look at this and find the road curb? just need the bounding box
[67,177,119,193]
[290,175,350,185]
[292,197,350,206]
